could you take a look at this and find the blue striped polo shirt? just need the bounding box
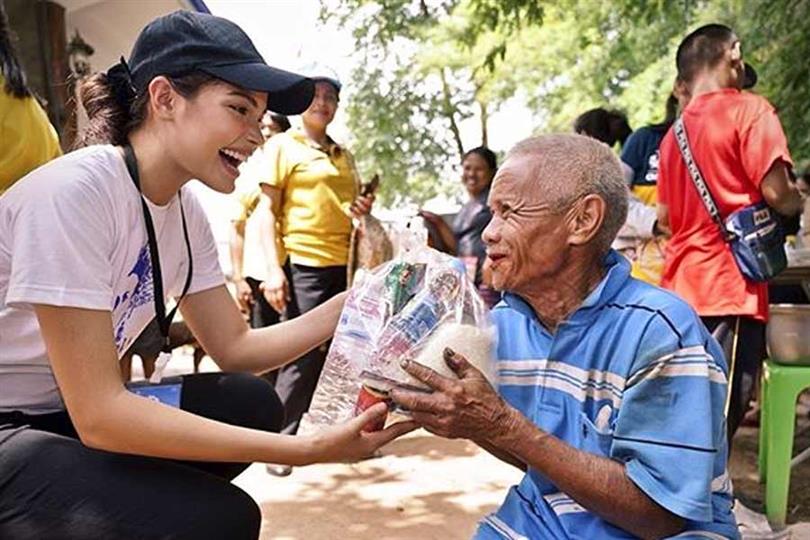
[475,251,738,540]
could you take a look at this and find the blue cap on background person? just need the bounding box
[298,63,342,95]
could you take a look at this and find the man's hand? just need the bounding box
[261,266,289,314]
[350,194,375,218]
[389,348,516,443]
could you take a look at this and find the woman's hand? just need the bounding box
[260,266,289,314]
[350,194,375,218]
[417,209,441,224]
[306,403,418,464]
[234,278,253,313]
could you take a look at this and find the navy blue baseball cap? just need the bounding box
[124,11,314,114]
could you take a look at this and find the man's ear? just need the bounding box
[567,194,605,247]
[730,40,742,63]
[146,76,177,120]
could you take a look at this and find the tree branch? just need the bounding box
[439,67,465,159]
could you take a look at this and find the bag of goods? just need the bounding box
[299,226,494,434]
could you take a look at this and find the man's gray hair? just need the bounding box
[507,134,629,254]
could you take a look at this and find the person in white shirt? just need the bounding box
[0,11,413,540]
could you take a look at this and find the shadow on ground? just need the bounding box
[250,432,520,540]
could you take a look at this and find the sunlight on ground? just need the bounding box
[236,432,521,540]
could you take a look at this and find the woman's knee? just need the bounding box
[185,483,261,540]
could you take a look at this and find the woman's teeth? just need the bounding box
[220,148,247,165]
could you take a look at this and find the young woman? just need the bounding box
[420,146,500,307]
[0,11,413,539]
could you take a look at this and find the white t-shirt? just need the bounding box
[0,145,224,413]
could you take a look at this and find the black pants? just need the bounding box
[266,262,347,435]
[246,275,285,329]
[0,372,283,540]
[702,315,766,448]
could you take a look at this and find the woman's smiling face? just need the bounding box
[461,152,495,198]
[169,80,267,193]
[301,81,338,132]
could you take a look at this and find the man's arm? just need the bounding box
[391,352,685,540]
[656,203,671,236]
[493,407,684,539]
[477,439,527,471]
[761,160,803,216]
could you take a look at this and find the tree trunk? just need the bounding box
[439,68,465,159]
[479,100,489,148]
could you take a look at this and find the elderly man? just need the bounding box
[391,134,738,539]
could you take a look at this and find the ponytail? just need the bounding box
[74,61,216,149]
[74,71,145,149]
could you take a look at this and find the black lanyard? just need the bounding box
[123,144,193,354]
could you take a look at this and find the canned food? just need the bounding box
[353,384,391,432]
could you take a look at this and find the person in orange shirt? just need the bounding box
[657,24,803,445]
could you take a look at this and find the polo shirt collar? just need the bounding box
[501,250,631,327]
[291,128,343,156]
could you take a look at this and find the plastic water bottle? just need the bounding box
[372,269,461,374]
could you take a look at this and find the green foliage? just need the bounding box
[739,0,810,163]
[325,0,810,206]
[324,0,523,206]
[344,61,457,206]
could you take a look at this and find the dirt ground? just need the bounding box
[235,433,522,540]
[730,403,810,528]
[154,353,810,539]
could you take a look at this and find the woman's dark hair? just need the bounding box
[269,113,291,132]
[0,1,32,98]
[462,146,498,173]
[650,94,679,132]
[74,70,216,149]
[574,108,632,147]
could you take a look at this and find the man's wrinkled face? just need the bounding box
[482,155,572,293]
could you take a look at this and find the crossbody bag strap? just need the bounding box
[673,117,735,242]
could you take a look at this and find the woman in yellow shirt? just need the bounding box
[0,4,61,193]
[253,69,373,474]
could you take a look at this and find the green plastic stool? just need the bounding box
[758,360,810,527]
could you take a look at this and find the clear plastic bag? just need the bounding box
[299,223,494,434]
